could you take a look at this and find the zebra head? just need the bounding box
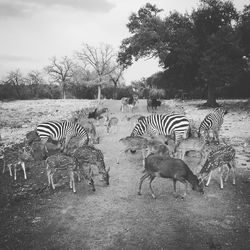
[130,119,147,137]
[215,107,228,115]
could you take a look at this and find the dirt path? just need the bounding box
[0,99,250,250]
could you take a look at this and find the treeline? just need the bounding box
[1,78,249,101]
[0,83,136,100]
[1,0,250,104]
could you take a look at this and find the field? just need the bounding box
[0,99,250,250]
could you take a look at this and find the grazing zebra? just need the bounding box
[130,114,190,144]
[36,120,89,150]
[198,107,227,142]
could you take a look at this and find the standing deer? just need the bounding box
[138,154,204,199]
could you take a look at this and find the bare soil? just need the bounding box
[0,99,250,250]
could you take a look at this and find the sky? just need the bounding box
[0,0,248,84]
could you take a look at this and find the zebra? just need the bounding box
[130,114,190,144]
[198,107,227,143]
[36,120,89,151]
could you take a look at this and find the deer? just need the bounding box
[117,136,148,165]
[198,144,236,189]
[66,145,110,187]
[107,117,119,135]
[174,136,207,164]
[46,153,95,193]
[138,154,204,199]
[145,135,171,157]
[2,143,33,180]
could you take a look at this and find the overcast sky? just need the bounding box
[0,0,248,84]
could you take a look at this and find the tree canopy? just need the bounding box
[118,0,249,106]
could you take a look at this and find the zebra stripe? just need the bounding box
[36,120,89,146]
[131,114,190,143]
[199,107,227,141]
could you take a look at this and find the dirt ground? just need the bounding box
[0,99,250,250]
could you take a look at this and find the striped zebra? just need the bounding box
[130,114,190,144]
[198,107,227,142]
[36,120,89,150]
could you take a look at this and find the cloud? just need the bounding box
[0,2,32,17]
[0,54,39,62]
[0,0,115,18]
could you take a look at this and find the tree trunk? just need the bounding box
[14,84,21,99]
[97,85,101,104]
[113,83,118,99]
[205,83,218,107]
[61,81,66,99]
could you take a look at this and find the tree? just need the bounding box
[26,70,45,98]
[198,26,244,106]
[237,4,250,57]
[76,43,117,103]
[118,1,246,106]
[3,69,24,99]
[193,0,241,106]
[118,3,199,95]
[44,56,74,99]
[108,65,125,99]
[118,3,168,68]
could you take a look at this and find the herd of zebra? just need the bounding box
[1,103,237,199]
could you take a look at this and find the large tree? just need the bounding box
[198,26,244,105]
[118,3,167,68]
[118,1,245,106]
[118,3,199,93]
[237,4,250,57]
[44,56,74,99]
[192,0,241,106]
[76,43,117,102]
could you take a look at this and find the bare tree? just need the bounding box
[76,43,117,102]
[108,65,125,99]
[3,69,24,99]
[26,70,45,98]
[44,56,74,99]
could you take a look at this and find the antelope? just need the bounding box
[66,145,109,187]
[138,154,204,199]
[198,145,236,189]
[174,136,207,164]
[2,144,33,180]
[117,136,148,165]
[107,117,119,135]
[46,154,79,193]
